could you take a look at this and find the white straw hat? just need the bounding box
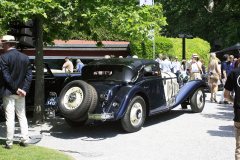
[0,35,19,44]
[192,54,199,58]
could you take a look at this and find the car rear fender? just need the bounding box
[62,75,81,88]
[169,80,207,109]
[107,85,149,120]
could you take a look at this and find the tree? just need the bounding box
[0,0,167,123]
[159,0,240,51]
[71,27,128,41]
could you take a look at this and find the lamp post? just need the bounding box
[178,34,193,60]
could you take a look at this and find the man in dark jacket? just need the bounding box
[224,67,240,159]
[0,35,32,149]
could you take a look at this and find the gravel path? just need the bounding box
[0,91,235,160]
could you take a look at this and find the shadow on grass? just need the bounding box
[0,139,19,145]
[0,140,74,160]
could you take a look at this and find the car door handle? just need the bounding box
[144,86,149,90]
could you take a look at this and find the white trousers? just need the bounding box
[220,79,226,102]
[3,95,29,145]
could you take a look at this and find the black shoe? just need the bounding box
[18,142,29,147]
[2,144,13,150]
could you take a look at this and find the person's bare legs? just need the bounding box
[214,84,218,102]
[210,85,214,101]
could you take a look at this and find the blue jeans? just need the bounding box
[175,71,181,82]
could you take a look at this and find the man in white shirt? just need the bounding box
[172,56,181,73]
[155,54,162,69]
[172,56,181,80]
[161,56,172,72]
[62,57,73,73]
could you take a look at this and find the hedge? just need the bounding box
[129,37,173,59]
[166,38,210,66]
[130,37,210,66]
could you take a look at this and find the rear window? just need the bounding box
[82,65,136,82]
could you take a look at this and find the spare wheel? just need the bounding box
[88,84,98,114]
[69,84,98,122]
[58,80,92,120]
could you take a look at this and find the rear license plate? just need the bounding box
[46,97,58,106]
[88,114,102,119]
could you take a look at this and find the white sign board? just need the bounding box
[140,0,153,6]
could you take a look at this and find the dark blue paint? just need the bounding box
[88,78,207,121]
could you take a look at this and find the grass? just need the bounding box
[0,140,74,160]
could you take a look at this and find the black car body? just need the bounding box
[27,63,83,110]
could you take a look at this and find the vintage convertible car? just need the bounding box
[58,58,208,132]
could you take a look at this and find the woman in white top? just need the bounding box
[189,54,203,80]
[207,53,221,102]
[181,60,187,76]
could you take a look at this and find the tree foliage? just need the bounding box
[0,0,167,123]
[0,0,167,45]
[159,0,240,50]
[71,27,128,41]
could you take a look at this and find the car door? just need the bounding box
[138,65,166,112]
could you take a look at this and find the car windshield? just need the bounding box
[82,65,137,82]
[31,63,53,76]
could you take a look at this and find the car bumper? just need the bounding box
[88,112,114,121]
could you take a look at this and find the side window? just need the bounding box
[31,63,49,75]
[144,64,160,77]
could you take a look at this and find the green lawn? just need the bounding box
[0,140,74,160]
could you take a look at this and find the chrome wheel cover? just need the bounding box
[196,90,203,108]
[130,102,143,126]
[64,87,83,110]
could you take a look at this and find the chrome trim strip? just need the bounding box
[88,112,114,120]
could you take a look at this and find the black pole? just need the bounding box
[182,37,185,60]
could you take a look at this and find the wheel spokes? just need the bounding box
[196,90,203,108]
[130,102,143,126]
[64,87,84,110]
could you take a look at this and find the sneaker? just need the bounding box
[219,101,225,104]
[18,142,29,147]
[2,144,13,150]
